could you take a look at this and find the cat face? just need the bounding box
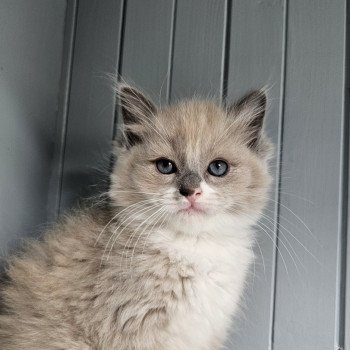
[109,85,272,229]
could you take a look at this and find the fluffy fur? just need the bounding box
[0,85,272,349]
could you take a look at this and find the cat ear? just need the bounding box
[117,84,157,147]
[228,89,268,153]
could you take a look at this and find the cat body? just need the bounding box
[0,85,272,349]
[0,210,252,350]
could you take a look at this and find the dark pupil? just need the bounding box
[214,162,222,171]
[157,159,174,174]
[209,160,227,176]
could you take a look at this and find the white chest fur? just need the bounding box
[154,227,254,350]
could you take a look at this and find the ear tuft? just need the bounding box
[229,89,267,151]
[116,84,157,148]
[234,89,266,130]
[118,84,157,124]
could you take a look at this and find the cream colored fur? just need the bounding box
[0,85,272,349]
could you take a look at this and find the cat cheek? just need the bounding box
[199,181,216,196]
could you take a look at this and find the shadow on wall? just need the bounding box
[0,78,54,255]
[0,0,66,256]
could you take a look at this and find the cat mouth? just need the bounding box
[177,204,206,215]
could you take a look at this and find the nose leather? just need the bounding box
[179,186,195,196]
[178,171,201,197]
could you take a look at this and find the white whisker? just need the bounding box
[100,201,164,263]
[95,198,159,246]
[128,207,166,271]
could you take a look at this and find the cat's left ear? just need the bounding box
[117,84,157,147]
[228,89,269,154]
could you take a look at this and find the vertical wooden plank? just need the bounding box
[336,0,349,345]
[343,3,350,349]
[48,0,78,221]
[273,1,347,349]
[0,0,67,253]
[170,0,226,100]
[225,1,285,349]
[59,0,124,211]
[120,0,174,104]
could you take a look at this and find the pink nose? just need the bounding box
[186,188,202,203]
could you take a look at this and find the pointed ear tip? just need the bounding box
[116,83,144,105]
[248,89,267,110]
[261,86,269,96]
[254,88,267,101]
[117,83,134,95]
[238,88,268,104]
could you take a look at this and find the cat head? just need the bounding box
[109,84,272,232]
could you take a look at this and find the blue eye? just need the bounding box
[208,160,228,177]
[156,158,177,174]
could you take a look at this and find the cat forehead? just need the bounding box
[161,99,225,124]
[146,128,240,167]
[141,100,249,163]
[156,100,229,142]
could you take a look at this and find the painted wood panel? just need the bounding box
[57,1,350,348]
[48,0,78,221]
[0,0,67,253]
[170,0,226,101]
[2,0,349,348]
[59,0,124,211]
[120,0,174,104]
[225,1,285,349]
[273,1,347,349]
[342,4,350,349]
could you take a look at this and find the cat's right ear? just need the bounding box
[117,84,157,148]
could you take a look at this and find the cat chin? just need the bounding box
[165,211,256,238]
[176,207,207,216]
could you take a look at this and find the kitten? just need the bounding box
[0,84,272,350]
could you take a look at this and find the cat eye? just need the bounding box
[207,160,228,177]
[155,158,177,174]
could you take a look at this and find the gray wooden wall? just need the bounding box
[0,1,349,349]
[0,0,67,250]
